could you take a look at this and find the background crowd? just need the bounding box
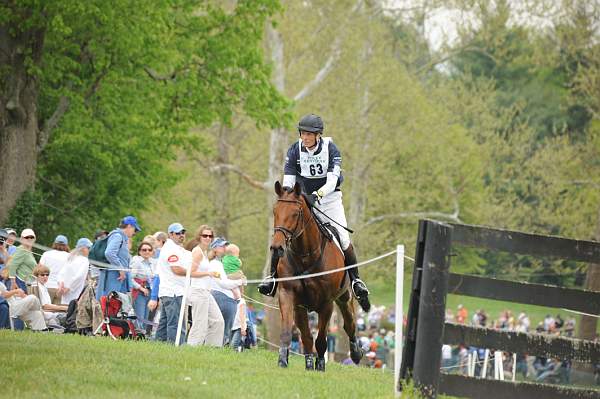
[0,216,256,351]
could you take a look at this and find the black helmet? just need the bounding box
[297,114,324,133]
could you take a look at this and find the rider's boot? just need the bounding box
[258,252,279,297]
[344,244,371,312]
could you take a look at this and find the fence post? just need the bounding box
[412,220,452,398]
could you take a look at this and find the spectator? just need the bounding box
[208,237,244,345]
[186,234,226,347]
[8,228,37,292]
[456,304,468,324]
[129,241,156,330]
[184,224,215,251]
[441,344,453,370]
[152,231,167,259]
[5,229,17,257]
[96,216,141,300]
[543,314,555,332]
[38,235,70,304]
[0,269,46,330]
[230,286,247,352]
[31,265,68,326]
[0,228,9,271]
[57,238,92,305]
[222,244,242,275]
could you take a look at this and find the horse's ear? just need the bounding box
[293,182,301,196]
[274,181,283,197]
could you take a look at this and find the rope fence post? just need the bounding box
[394,244,404,397]
[175,264,192,347]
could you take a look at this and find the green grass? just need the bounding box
[2,331,405,399]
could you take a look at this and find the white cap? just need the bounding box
[20,228,36,238]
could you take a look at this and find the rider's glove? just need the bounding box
[306,193,320,207]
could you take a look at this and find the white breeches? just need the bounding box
[313,190,350,250]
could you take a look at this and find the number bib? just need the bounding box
[299,137,331,179]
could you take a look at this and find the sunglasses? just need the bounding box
[174,231,186,236]
[39,273,49,277]
[23,236,35,239]
[201,234,214,238]
[140,248,153,252]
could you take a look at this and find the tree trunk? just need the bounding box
[214,125,231,237]
[263,24,288,348]
[0,25,45,225]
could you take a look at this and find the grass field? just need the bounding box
[2,330,407,399]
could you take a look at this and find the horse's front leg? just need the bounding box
[277,288,295,368]
[294,306,314,370]
[315,303,334,371]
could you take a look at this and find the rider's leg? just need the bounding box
[257,251,280,297]
[343,243,371,312]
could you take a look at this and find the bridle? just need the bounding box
[273,198,306,243]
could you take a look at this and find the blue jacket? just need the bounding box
[96,229,130,299]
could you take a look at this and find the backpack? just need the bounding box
[89,232,124,265]
[62,299,79,333]
[89,235,111,265]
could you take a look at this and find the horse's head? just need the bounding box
[271,181,309,257]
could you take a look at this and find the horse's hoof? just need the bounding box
[350,340,364,364]
[278,360,288,368]
[305,354,314,370]
[316,357,326,372]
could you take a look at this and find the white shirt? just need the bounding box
[190,248,211,290]
[441,344,452,360]
[39,250,69,289]
[36,282,52,306]
[157,239,191,297]
[207,258,240,299]
[232,298,246,331]
[57,255,89,304]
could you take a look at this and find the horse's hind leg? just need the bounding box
[294,307,314,370]
[336,290,363,365]
[315,303,334,372]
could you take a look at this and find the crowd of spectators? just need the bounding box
[0,217,256,351]
[441,304,596,385]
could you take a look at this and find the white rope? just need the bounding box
[256,336,303,356]
[242,294,279,310]
[560,308,600,318]
[244,249,398,284]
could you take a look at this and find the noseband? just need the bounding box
[273,198,306,243]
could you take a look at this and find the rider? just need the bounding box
[258,113,371,311]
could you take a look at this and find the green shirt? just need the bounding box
[8,247,37,282]
[222,255,241,274]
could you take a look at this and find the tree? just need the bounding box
[1,0,289,241]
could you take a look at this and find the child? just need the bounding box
[230,286,247,352]
[222,244,242,276]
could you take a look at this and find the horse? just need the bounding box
[271,181,363,371]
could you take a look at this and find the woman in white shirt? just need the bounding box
[38,235,70,304]
[57,238,93,305]
[32,265,68,326]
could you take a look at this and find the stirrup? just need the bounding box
[257,275,277,297]
[351,278,369,299]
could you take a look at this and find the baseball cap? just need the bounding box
[20,228,36,238]
[54,235,69,245]
[122,216,141,232]
[210,237,229,249]
[168,223,185,234]
[76,237,93,249]
[5,228,16,236]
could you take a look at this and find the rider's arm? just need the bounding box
[283,143,299,188]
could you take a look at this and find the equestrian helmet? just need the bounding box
[298,114,324,134]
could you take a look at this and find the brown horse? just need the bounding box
[271,181,363,371]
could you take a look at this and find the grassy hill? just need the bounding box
[2,330,402,399]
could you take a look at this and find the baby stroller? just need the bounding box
[100,291,144,340]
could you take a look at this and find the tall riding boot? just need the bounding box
[343,244,371,312]
[258,251,280,297]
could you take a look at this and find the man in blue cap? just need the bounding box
[96,215,141,300]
